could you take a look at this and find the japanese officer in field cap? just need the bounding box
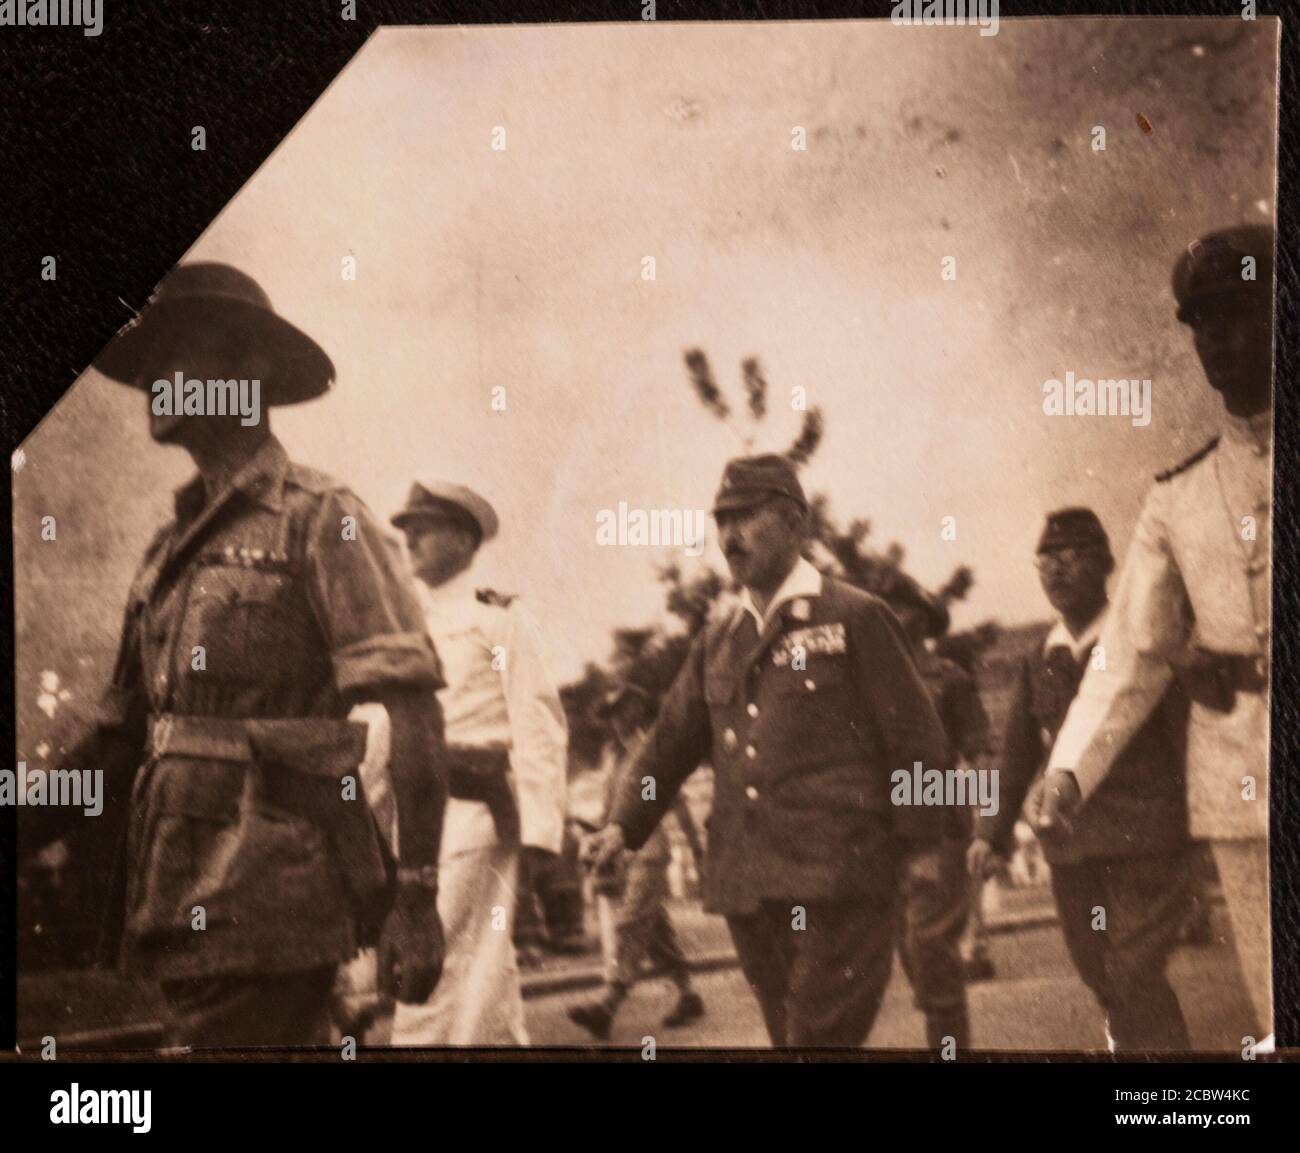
[582,452,952,1047]
[1045,224,1276,1046]
[972,507,1193,1051]
[23,262,450,1046]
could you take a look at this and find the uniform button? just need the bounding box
[745,745,757,759]
[804,678,816,692]
[747,702,759,718]
[745,786,759,801]
[723,729,738,751]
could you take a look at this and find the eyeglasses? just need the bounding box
[1034,547,1094,572]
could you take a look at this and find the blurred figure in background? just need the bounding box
[884,577,992,1050]
[568,683,704,1041]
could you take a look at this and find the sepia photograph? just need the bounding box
[8,11,1283,1069]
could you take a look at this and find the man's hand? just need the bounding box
[905,846,943,885]
[966,837,1000,879]
[1030,769,1082,842]
[377,882,445,1005]
[579,824,626,875]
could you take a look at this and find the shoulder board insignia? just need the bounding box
[476,587,517,608]
[1155,436,1219,483]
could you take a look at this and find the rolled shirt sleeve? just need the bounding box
[499,600,569,854]
[1048,486,1188,801]
[305,489,444,698]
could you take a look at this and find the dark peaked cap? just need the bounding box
[1037,507,1110,555]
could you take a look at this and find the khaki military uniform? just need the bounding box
[73,436,441,1043]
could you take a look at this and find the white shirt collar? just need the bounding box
[416,565,478,612]
[739,556,823,629]
[1043,604,1108,663]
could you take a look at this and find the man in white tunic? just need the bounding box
[386,480,568,1044]
[1043,225,1274,1043]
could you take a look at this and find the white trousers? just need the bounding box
[1210,838,1272,1039]
[389,837,529,1046]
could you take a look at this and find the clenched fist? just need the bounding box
[579,823,626,875]
[378,882,446,1005]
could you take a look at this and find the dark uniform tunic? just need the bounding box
[609,569,951,1045]
[76,436,442,984]
[979,616,1191,1050]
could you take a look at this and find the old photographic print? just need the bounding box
[9,11,1283,1069]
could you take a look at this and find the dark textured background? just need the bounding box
[1,0,1295,1056]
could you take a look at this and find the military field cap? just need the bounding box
[390,480,500,544]
[1172,224,1274,323]
[712,453,808,516]
[593,681,653,720]
[1037,507,1110,555]
[882,573,951,638]
[94,262,336,404]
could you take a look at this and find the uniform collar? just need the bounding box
[739,555,823,630]
[416,564,478,611]
[172,435,289,523]
[1043,603,1108,663]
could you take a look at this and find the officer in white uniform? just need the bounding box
[384,480,569,1044]
[1043,225,1275,1043]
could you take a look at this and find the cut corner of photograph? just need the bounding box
[9,12,1284,1066]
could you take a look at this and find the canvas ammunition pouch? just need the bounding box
[447,743,520,845]
[146,712,395,946]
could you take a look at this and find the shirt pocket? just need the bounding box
[769,653,849,696]
[182,563,296,680]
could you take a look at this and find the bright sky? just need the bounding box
[36,18,1278,681]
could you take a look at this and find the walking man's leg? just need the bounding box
[1211,838,1272,1039]
[784,892,897,1048]
[899,837,971,1050]
[726,903,797,1046]
[647,908,704,1027]
[1100,855,1191,1051]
